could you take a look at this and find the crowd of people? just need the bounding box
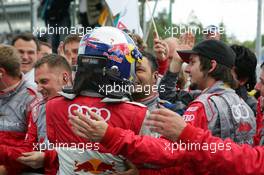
[0,23,263,175]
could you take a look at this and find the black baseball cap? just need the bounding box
[177,40,235,68]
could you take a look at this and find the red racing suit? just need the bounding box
[183,81,256,145]
[43,93,148,174]
[0,92,167,175]
[98,124,264,174]
[0,99,58,175]
[254,97,264,145]
[0,79,38,174]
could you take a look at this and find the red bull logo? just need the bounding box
[104,44,131,63]
[108,44,130,56]
[74,159,115,174]
[80,40,97,49]
[80,37,100,49]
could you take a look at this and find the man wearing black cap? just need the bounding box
[177,39,256,146]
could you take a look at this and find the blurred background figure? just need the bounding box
[203,25,221,40]
[12,33,39,87]
[78,0,103,28]
[38,41,52,59]
[40,0,73,53]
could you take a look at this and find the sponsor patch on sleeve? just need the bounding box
[186,106,199,112]
[182,114,195,122]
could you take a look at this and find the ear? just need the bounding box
[208,60,217,73]
[152,71,159,84]
[0,68,6,79]
[62,72,70,84]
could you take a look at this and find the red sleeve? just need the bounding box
[101,124,264,174]
[183,102,209,130]
[100,126,186,167]
[0,112,38,174]
[44,150,59,175]
[254,97,263,145]
[157,58,169,75]
[178,124,264,174]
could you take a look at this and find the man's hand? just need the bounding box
[17,151,45,169]
[179,32,195,50]
[153,32,169,61]
[69,110,108,142]
[0,165,7,175]
[169,32,195,73]
[169,50,183,73]
[146,108,187,142]
[112,159,139,175]
[57,41,65,56]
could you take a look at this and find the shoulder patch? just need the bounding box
[182,114,195,122]
[186,106,199,112]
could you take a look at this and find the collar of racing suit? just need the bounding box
[58,90,131,103]
[235,85,248,102]
[0,79,25,99]
[202,81,234,95]
[136,92,160,108]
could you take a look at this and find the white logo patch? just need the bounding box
[68,104,111,122]
[231,104,250,122]
[186,107,198,112]
[183,114,195,122]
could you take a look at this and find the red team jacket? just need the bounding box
[255,97,264,145]
[0,95,148,174]
[44,95,148,174]
[0,91,261,174]
[98,124,264,174]
[0,80,38,174]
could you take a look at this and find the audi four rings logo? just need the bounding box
[231,104,250,121]
[68,104,111,122]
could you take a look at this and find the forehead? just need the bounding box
[137,56,150,66]
[14,39,37,50]
[35,64,57,76]
[64,41,79,50]
[189,54,200,60]
[40,45,52,52]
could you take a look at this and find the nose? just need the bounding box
[37,85,43,93]
[255,82,261,91]
[184,64,191,74]
[21,52,29,60]
[72,54,78,65]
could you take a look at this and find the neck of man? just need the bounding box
[201,77,217,91]
[0,76,21,93]
[132,91,157,102]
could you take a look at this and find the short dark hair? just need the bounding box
[63,34,81,52]
[12,33,40,51]
[39,41,52,49]
[141,51,158,72]
[231,45,257,91]
[199,55,236,89]
[0,45,21,77]
[34,54,71,74]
